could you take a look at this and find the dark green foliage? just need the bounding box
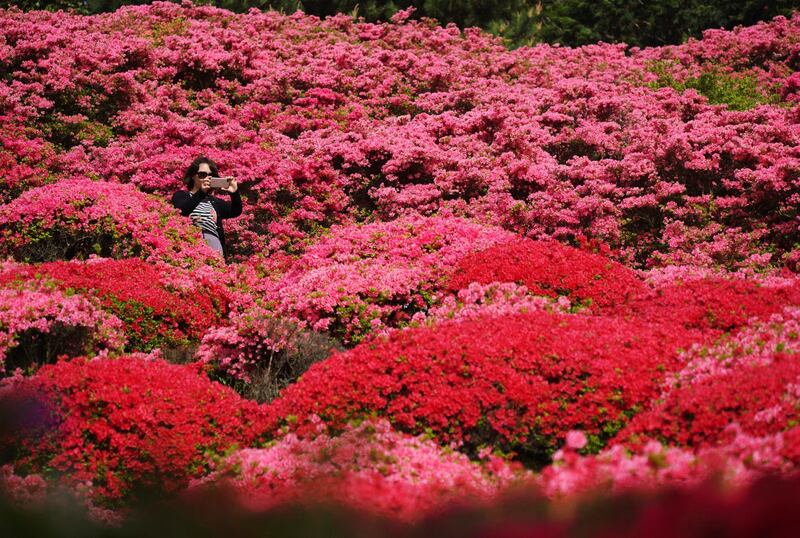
[0,0,88,11]
[4,324,95,373]
[3,1,795,49]
[535,0,798,48]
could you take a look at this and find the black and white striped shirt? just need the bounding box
[189,199,218,237]
[172,188,242,260]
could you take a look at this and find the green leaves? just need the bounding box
[647,62,783,110]
[14,1,795,49]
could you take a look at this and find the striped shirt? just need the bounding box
[189,199,219,237]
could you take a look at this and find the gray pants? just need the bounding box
[203,232,224,255]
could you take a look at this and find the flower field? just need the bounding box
[1,1,800,534]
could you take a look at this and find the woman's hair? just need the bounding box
[183,156,220,188]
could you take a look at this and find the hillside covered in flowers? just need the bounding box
[1,1,800,533]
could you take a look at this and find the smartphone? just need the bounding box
[209,176,230,189]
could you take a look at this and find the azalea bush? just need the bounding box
[447,237,645,310]
[532,300,800,501]
[265,311,703,467]
[0,118,59,203]
[617,355,800,448]
[260,215,514,344]
[2,1,800,531]
[1,4,798,269]
[5,463,800,538]
[538,425,800,499]
[0,286,126,373]
[195,305,341,401]
[616,307,800,449]
[663,306,800,391]
[0,465,48,507]
[195,419,522,521]
[612,277,800,335]
[0,258,229,352]
[0,179,217,268]
[413,281,571,326]
[0,355,270,507]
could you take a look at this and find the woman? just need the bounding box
[172,156,242,261]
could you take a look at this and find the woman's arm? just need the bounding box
[216,190,242,219]
[172,190,206,216]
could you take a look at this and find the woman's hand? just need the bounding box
[220,177,238,193]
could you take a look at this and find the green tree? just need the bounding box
[0,0,89,12]
[535,0,798,47]
[1,0,797,49]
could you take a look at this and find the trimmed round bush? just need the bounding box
[265,311,703,467]
[0,258,229,352]
[447,237,646,310]
[616,308,800,449]
[616,354,800,449]
[0,178,217,268]
[0,355,270,506]
[197,419,521,521]
[0,286,126,374]
[613,278,800,335]
[262,215,515,344]
[195,306,342,402]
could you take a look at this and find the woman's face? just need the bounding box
[193,163,212,191]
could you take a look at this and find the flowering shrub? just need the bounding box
[2,2,800,525]
[0,465,47,506]
[0,118,59,203]
[262,216,514,344]
[1,4,797,268]
[783,72,800,102]
[0,355,270,506]
[196,419,523,521]
[616,308,800,449]
[538,425,799,499]
[195,306,341,401]
[647,67,782,111]
[634,14,800,91]
[639,264,800,288]
[7,460,800,537]
[265,311,702,465]
[663,306,800,393]
[613,277,800,335]
[447,238,645,309]
[0,178,217,268]
[411,281,570,327]
[0,258,229,352]
[617,357,800,448]
[0,286,125,373]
